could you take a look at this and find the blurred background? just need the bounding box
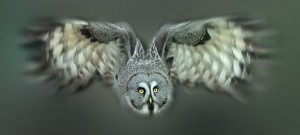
[0,0,299,135]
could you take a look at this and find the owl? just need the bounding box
[22,16,269,115]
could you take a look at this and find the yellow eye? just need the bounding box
[138,88,145,94]
[153,87,158,93]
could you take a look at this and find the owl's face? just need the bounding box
[125,72,172,115]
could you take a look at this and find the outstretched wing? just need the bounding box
[22,19,137,92]
[152,16,269,99]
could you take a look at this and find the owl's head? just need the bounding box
[116,40,173,116]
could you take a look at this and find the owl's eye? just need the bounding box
[138,88,145,94]
[153,87,158,93]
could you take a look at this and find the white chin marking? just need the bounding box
[153,103,160,114]
[136,103,160,116]
[140,105,150,115]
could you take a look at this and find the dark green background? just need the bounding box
[0,0,299,135]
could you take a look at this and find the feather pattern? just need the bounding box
[23,19,136,91]
[20,16,272,115]
[153,16,268,99]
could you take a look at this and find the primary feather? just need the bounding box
[21,16,271,116]
[152,16,269,99]
[23,19,136,91]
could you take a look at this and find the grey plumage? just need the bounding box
[153,17,268,100]
[115,42,172,115]
[23,19,136,91]
[22,16,269,115]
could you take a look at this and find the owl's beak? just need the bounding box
[148,97,153,104]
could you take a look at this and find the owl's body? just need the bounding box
[23,16,269,115]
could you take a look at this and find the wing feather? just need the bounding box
[153,16,269,99]
[23,19,136,92]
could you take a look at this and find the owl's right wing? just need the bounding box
[23,19,137,91]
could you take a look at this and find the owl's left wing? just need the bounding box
[152,17,269,99]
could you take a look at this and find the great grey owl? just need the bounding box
[22,16,269,115]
